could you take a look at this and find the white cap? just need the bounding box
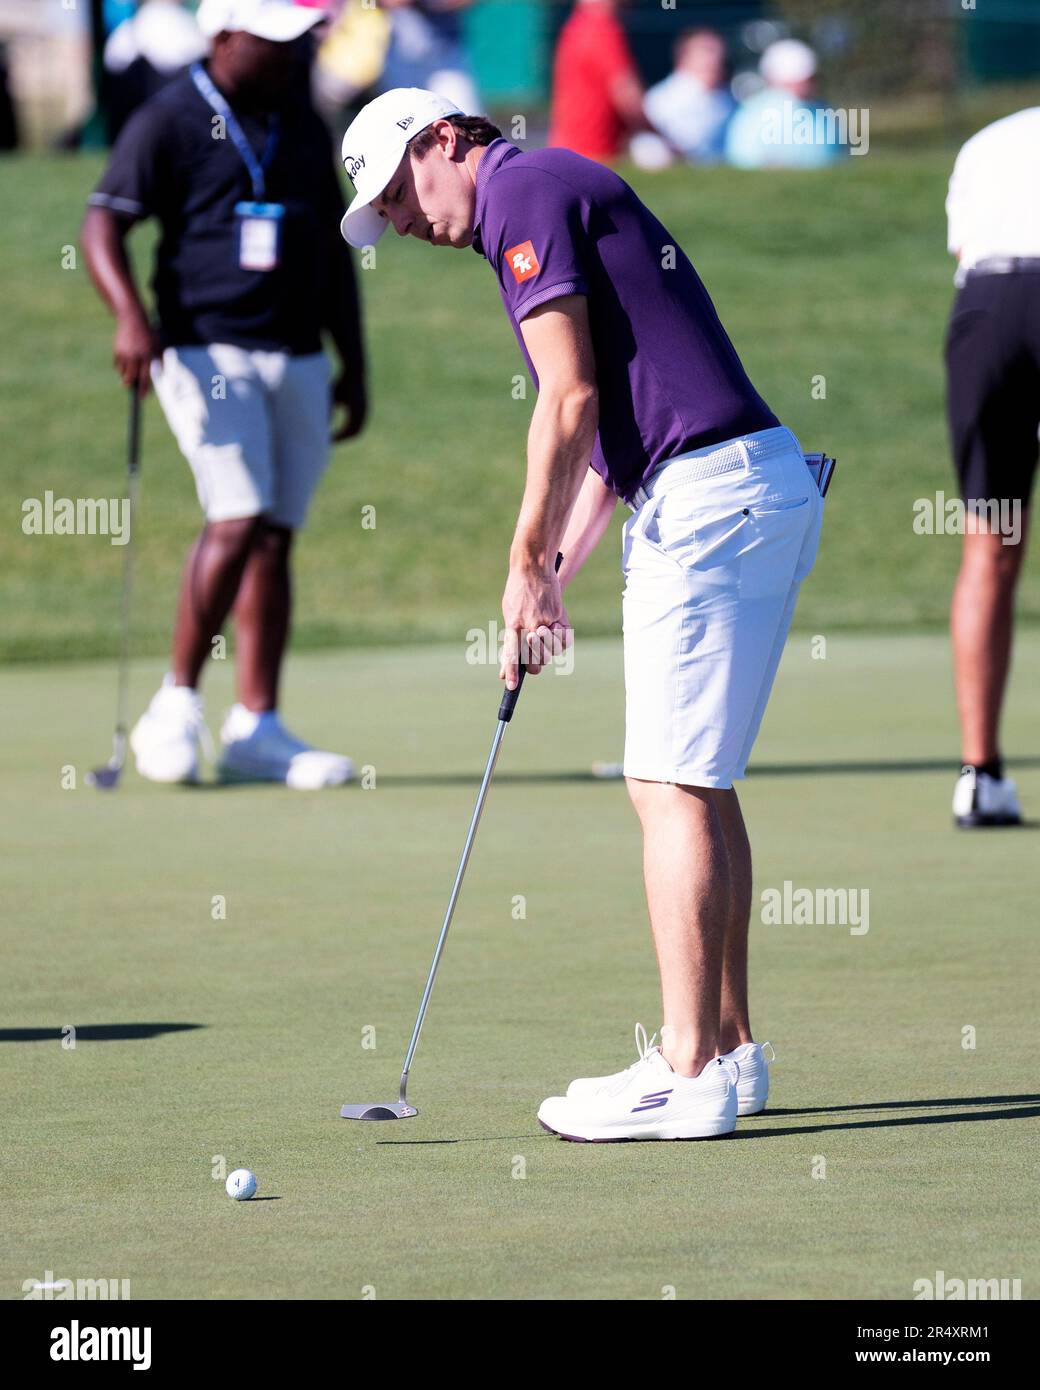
[196,0,326,44]
[339,88,464,248]
[760,38,817,86]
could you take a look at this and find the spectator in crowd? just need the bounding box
[549,0,647,165]
[644,27,735,165]
[311,0,391,123]
[725,38,845,170]
[81,0,367,789]
[378,0,478,114]
[103,0,207,140]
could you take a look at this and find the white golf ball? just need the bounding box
[226,1168,257,1200]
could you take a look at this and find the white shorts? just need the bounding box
[152,344,332,529]
[621,425,824,789]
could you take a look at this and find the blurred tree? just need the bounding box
[773,0,956,99]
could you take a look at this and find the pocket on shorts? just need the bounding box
[750,494,810,516]
[640,493,753,572]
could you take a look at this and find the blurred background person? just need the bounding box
[726,37,845,170]
[311,0,391,126]
[945,106,1040,828]
[102,0,207,141]
[80,0,367,789]
[548,0,648,165]
[644,26,734,165]
[377,0,478,114]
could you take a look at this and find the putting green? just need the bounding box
[2,633,1037,1299]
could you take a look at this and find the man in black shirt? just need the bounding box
[82,0,366,789]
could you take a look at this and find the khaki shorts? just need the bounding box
[152,344,331,529]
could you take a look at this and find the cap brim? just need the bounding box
[340,201,389,249]
[244,9,326,43]
[339,145,408,247]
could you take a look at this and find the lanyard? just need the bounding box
[191,62,280,202]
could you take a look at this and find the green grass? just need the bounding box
[2,634,1037,1299]
[3,143,1039,662]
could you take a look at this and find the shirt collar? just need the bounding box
[472,138,521,258]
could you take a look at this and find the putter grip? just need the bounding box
[497,551,564,723]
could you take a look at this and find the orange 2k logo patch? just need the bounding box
[505,241,540,283]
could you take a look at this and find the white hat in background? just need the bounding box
[760,38,817,87]
[339,88,465,248]
[196,0,327,44]
[104,0,207,74]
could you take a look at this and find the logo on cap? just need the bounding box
[344,154,365,182]
[397,116,415,130]
[505,241,540,284]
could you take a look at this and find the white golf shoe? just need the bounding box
[952,768,1021,828]
[217,704,353,789]
[722,1040,775,1115]
[540,1038,737,1142]
[565,1023,774,1117]
[130,676,207,783]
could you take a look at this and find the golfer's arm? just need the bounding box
[557,465,617,589]
[81,206,148,325]
[513,296,600,574]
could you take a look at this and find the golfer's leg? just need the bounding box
[716,786,753,1055]
[171,517,261,690]
[951,519,1029,766]
[240,351,330,712]
[153,343,276,691]
[626,777,728,1078]
[233,522,294,712]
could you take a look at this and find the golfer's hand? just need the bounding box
[113,311,160,398]
[331,369,367,442]
[500,563,572,690]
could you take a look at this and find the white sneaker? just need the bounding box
[952,768,1021,827]
[217,705,353,789]
[566,1023,774,1116]
[540,1048,737,1143]
[723,1040,775,1115]
[130,676,207,783]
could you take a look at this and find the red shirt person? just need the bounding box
[549,0,646,164]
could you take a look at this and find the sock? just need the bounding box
[965,757,1003,781]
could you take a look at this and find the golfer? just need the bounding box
[82,0,366,789]
[340,90,824,1141]
[945,107,1040,828]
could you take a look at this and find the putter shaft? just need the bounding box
[397,717,508,1106]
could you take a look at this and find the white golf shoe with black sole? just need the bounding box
[539,1045,737,1143]
[952,769,1021,828]
[565,1023,774,1117]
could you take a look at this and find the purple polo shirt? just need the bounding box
[472,139,779,502]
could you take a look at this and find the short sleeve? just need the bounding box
[88,102,170,220]
[485,167,590,322]
[945,141,975,256]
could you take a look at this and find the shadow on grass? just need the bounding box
[149,755,1040,791]
[0,1023,204,1042]
[373,1094,1040,1144]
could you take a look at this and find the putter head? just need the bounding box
[86,731,128,791]
[340,1101,418,1121]
[86,763,122,790]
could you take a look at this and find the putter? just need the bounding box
[342,553,564,1121]
[87,388,142,790]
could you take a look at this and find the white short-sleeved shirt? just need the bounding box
[946,107,1040,284]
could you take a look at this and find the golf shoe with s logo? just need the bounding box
[538,1038,737,1142]
[565,1023,774,1116]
